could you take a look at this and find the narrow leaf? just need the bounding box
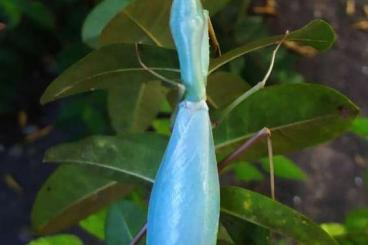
[221,186,338,244]
[210,20,336,73]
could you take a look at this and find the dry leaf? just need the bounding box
[284,41,318,58]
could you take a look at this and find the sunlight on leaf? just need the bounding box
[79,208,106,240]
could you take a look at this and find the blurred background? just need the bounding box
[0,0,367,244]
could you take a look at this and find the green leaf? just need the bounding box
[207,72,250,109]
[335,232,368,245]
[40,44,179,105]
[108,81,166,134]
[261,155,307,181]
[214,83,359,161]
[99,0,230,48]
[31,165,131,234]
[82,0,133,48]
[152,119,171,136]
[221,186,337,244]
[350,117,368,137]
[105,200,146,245]
[223,161,264,182]
[221,213,269,245]
[321,223,346,237]
[27,234,83,245]
[44,133,167,184]
[345,208,368,232]
[210,19,336,73]
[79,208,106,240]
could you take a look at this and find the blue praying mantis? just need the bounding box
[147,0,219,244]
[131,0,288,244]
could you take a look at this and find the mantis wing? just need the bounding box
[147,100,219,245]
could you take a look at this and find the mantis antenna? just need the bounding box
[134,43,185,92]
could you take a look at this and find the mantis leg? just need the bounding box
[135,43,186,126]
[135,43,183,91]
[129,127,276,245]
[218,31,289,124]
[129,223,147,245]
[208,17,222,57]
[218,127,275,199]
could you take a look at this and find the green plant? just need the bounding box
[29,0,360,244]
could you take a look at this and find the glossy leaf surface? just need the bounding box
[40,44,179,104]
[31,165,131,234]
[214,83,359,161]
[221,186,337,244]
[44,133,167,184]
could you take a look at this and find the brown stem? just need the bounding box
[0,23,6,32]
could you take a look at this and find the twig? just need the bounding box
[129,223,147,245]
[218,128,271,172]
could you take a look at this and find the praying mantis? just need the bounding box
[131,0,288,244]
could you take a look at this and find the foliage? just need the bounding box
[27,234,83,245]
[351,117,368,138]
[24,0,362,244]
